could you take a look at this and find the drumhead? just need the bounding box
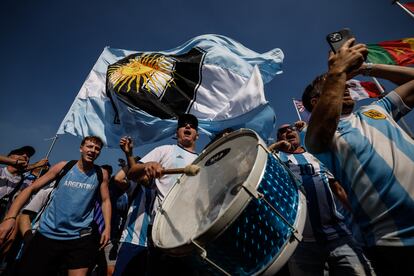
[152,129,267,252]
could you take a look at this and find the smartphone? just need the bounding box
[326,28,354,53]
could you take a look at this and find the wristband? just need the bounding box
[362,63,373,76]
[3,216,16,222]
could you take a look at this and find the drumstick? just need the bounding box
[162,164,200,176]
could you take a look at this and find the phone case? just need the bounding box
[326,28,354,53]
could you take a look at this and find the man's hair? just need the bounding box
[81,136,103,147]
[302,74,326,112]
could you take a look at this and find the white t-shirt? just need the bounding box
[141,144,198,218]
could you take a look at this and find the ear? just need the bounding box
[195,132,199,140]
[310,97,319,110]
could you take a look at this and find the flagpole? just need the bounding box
[36,134,59,177]
[371,76,414,138]
[292,98,303,121]
[44,135,59,159]
[393,1,414,19]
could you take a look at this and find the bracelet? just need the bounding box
[3,216,16,222]
[15,160,18,165]
[363,63,374,76]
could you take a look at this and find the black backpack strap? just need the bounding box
[94,165,103,186]
[31,160,77,226]
[53,160,78,188]
[93,165,103,205]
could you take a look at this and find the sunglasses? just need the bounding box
[277,125,298,135]
[178,122,197,129]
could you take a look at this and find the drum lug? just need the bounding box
[242,184,261,199]
[191,240,231,276]
[290,230,303,243]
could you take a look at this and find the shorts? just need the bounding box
[17,232,100,275]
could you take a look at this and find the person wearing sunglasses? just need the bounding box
[268,123,374,276]
[127,113,199,275]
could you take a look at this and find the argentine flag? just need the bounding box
[57,34,284,147]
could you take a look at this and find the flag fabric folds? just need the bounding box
[292,99,311,123]
[346,79,382,101]
[57,34,283,147]
[367,38,414,66]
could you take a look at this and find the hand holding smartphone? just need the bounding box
[326,28,355,53]
[326,28,367,73]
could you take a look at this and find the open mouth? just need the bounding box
[286,133,296,140]
[184,129,192,136]
[86,154,95,159]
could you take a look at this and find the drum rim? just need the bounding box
[151,129,268,254]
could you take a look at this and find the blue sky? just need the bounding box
[0,0,413,169]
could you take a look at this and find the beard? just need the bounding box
[342,98,355,115]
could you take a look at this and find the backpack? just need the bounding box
[14,161,103,262]
[32,160,103,227]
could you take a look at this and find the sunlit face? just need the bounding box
[343,85,356,114]
[277,124,300,149]
[311,89,355,115]
[176,123,198,149]
[310,77,355,115]
[80,140,102,163]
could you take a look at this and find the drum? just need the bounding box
[152,129,307,275]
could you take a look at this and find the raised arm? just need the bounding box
[363,63,414,86]
[114,137,137,191]
[305,39,367,153]
[362,63,414,108]
[0,161,65,243]
[0,155,28,170]
[25,158,49,172]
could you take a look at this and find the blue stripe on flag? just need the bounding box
[58,34,282,147]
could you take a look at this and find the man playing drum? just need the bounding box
[269,123,375,276]
[127,113,199,275]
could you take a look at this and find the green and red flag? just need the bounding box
[401,2,414,13]
[367,38,414,66]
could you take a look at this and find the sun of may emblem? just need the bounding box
[108,53,176,97]
[362,109,386,120]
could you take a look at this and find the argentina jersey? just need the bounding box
[278,151,350,243]
[39,165,101,240]
[315,91,414,247]
[120,182,155,246]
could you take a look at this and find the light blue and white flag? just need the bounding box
[57,34,284,147]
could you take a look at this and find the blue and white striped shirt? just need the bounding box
[119,182,155,246]
[314,91,414,247]
[278,151,350,242]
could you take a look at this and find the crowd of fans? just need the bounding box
[0,40,413,276]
